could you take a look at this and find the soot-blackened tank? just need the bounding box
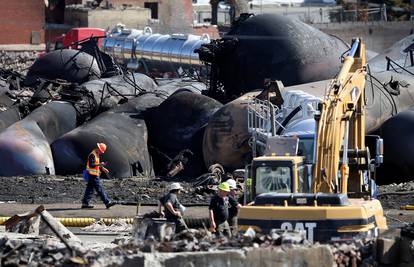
[199,14,348,100]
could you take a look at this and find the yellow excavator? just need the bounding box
[238,38,387,242]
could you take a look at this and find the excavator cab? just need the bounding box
[253,156,308,195]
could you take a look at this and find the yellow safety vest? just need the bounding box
[86,150,100,176]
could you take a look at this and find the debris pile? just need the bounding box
[331,240,376,267]
[0,51,38,73]
[145,228,308,252]
[0,235,96,267]
[0,205,389,267]
[82,219,132,233]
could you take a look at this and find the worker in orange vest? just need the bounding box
[81,143,115,209]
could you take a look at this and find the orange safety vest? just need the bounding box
[86,150,100,176]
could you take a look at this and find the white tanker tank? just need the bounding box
[102,26,211,76]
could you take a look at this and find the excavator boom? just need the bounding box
[312,39,367,194]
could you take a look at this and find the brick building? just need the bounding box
[0,0,45,45]
[65,0,194,33]
[66,0,164,19]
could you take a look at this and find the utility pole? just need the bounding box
[210,0,219,25]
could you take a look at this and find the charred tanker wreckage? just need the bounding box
[0,35,214,178]
[1,14,414,186]
[195,13,350,102]
[197,14,414,185]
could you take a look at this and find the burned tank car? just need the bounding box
[0,108,20,133]
[198,14,348,101]
[148,90,222,177]
[51,93,163,178]
[376,109,414,184]
[81,73,158,113]
[25,49,101,84]
[203,99,251,170]
[0,101,77,176]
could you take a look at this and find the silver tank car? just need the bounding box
[102,26,210,75]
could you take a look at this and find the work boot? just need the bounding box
[106,201,116,209]
[81,204,94,209]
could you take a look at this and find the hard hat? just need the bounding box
[218,182,230,192]
[97,143,107,153]
[169,182,183,191]
[226,179,237,190]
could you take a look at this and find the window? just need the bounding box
[297,165,309,193]
[55,40,63,50]
[298,137,314,164]
[255,166,292,194]
[144,2,158,19]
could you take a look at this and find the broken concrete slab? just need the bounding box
[132,216,175,242]
[5,205,82,247]
[115,246,334,267]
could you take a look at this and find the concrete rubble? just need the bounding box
[3,220,410,267]
[82,219,132,233]
[0,50,38,73]
[2,206,410,267]
[0,224,366,267]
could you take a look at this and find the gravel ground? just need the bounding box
[1,174,414,212]
[0,175,209,205]
[378,181,414,209]
[0,50,39,73]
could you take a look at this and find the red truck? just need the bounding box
[53,27,106,49]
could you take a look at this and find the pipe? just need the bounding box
[0,216,208,228]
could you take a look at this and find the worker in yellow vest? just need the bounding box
[81,143,115,209]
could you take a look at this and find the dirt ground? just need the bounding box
[0,175,414,227]
[377,181,414,209]
[1,175,413,206]
[0,175,209,205]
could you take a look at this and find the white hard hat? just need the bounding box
[226,179,237,190]
[169,182,183,191]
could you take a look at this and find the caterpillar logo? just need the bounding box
[280,222,317,243]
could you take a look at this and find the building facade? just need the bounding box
[0,0,45,45]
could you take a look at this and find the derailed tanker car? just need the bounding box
[147,88,222,177]
[367,36,414,184]
[81,72,158,113]
[102,26,211,78]
[51,93,161,178]
[51,78,211,178]
[0,24,216,178]
[203,69,414,175]
[25,49,101,84]
[196,14,349,102]
[368,33,414,73]
[49,73,159,178]
[0,101,77,176]
[0,50,159,177]
[0,51,103,176]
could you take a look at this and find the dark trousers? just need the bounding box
[215,221,232,237]
[227,216,238,235]
[82,174,110,205]
[167,217,188,233]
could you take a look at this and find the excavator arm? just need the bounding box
[312,38,367,194]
